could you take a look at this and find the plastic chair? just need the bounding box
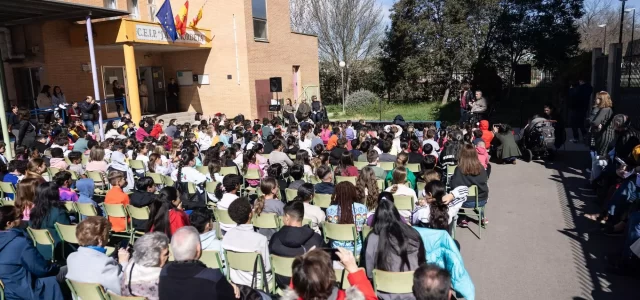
[200,250,224,269]
[220,167,238,176]
[457,185,483,239]
[105,246,115,257]
[308,175,321,185]
[63,201,77,216]
[285,188,298,201]
[128,160,146,172]
[47,167,61,178]
[242,169,261,195]
[76,203,98,217]
[270,254,295,293]
[277,216,312,229]
[373,269,415,294]
[322,223,358,256]
[380,162,395,172]
[417,181,426,194]
[224,251,269,292]
[261,153,270,159]
[26,227,56,262]
[335,267,365,289]
[103,203,133,240]
[335,176,356,185]
[0,279,4,300]
[406,163,421,173]
[196,165,209,175]
[163,175,175,187]
[0,182,16,200]
[81,156,89,166]
[54,223,78,254]
[362,225,372,239]
[0,200,14,206]
[68,169,80,181]
[354,161,368,170]
[288,154,297,160]
[394,195,415,211]
[445,165,457,190]
[66,279,107,300]
[145,172,165,186]
[252,213,279,230]
[214,208,235,239]
[107,292,146,300]
[86,171,107,194]
[126,205,150,241]
[313,194,332,209]
[376,179,385,191]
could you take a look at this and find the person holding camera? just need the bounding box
[492,123,521,164]
[78,96,99,134]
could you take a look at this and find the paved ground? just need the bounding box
[454,145,639,300]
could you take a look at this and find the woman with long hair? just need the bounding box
[451,143,489,228]
[294,149,314,177]
[299,128,312,151]
[293,183,325,233]
[24,158,47,183]
[385,166,418,219]
[356,167,380,214]
[29,182,71,260]
[334,151,359,177]
[17,110,38,148]
[253,177,284,239]
[15,178,39,221]
[438,129,463,170]
[363,198,425,296]
[147,187,189,238]
[326,182,368,253]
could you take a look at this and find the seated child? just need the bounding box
[54,171,78,202]
[287,164,306,191]
[49,148,68,170]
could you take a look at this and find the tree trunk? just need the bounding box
[441,87,450,105]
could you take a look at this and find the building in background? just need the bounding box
[1,0,319,122]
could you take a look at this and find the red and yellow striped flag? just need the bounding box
[174,1,189,37]
[189,6,203,27]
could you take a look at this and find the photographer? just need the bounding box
[492,123,521,165]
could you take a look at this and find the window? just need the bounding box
[129,0,140,20]
[104,0,117,9]
[252,0,267,40]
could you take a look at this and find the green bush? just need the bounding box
[345,90,381,114]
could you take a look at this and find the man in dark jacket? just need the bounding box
[269,201,325,289]
[128,177,156,231]
[329,138,348,165]
[159,226,238,300]
[78,96,98,133]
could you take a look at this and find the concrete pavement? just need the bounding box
[454,149,639,300]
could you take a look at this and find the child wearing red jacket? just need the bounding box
[150,119,164,139]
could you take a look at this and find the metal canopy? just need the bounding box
[0,0,129,26]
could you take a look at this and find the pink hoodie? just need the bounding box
[476,146,489,169]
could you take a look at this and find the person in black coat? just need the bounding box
[78,96,99,134]
[406,140,424,164]
[329,138,348,165]
[167,78,180,112]
[269,201,325,289]
[17,110,38,148]
[159,226,238,300]
[129,177,157,231]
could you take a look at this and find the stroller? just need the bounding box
[519,117,556,162]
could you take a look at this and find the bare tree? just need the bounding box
[290,0,313,34]
[308,0,385,96]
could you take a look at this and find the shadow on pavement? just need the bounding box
[536,151,638,299]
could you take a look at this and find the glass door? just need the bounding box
[101,66,127,118]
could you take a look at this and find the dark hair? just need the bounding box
[146,186,180,237]
[293,183,315,202]
[359,141,371,153]
[50,148,63,158]
[253,177,278,216]
[424,181,449,230]
[283,200,305,222]
[291,250,336,299]
[409,140,420,152]
[422,144,433,155]
[272,139,283,150]
[294,150,311,167]
[331,182,358,224]
[189,208,213,234]
[228,197,252,224]
[381,140,393,153]
[473,130,482,139]
[335,151,354,176]
[267,163,284,178]
[290,164,305,180]
[214,174,243,199]
[421,155,437,171]
[0,206,20,230]
[53,171,72,187]
[30,182,64,229]
[413,264,452,300]
[136,176,155,191]
[242,149,257,174]
[176,151,195,184]
[316,165,332,180]
[313,144,325,156]
[372,198,426,270]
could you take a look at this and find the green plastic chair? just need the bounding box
[354,161,368,170]
[285,188,298,202]
[394,195,415,211]
[66,279,107,300]
[220,166,238,176]
[322,222,358,256]
[0,182,16,200]
[335,176,356,185]
[224,251,270,292]
[0,278,5,300]
[270,254,295,294]
[214,208,235,239]
[55,223,78,257]
[406,163,421,173]
[126,205,150,241]
[252,213,279,230]
[103,203,133,240]
[200,250,224,269]
[145,172,165,186]
[196,165,209,175]
[379,162,395,172]
[373,269,415,294]
[26,227,56,262]
[313,194,332,209]
[457,185,483,239]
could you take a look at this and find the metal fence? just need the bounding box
[621,54,640,87]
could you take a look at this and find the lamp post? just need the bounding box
[339,61,346,114]
[626,7,636,87]
[599,24,608,54]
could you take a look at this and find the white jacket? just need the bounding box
[66,247,126,295]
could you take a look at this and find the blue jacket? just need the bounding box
[414,227,475,300]
[29,206,70,261]
[0,228,64,300]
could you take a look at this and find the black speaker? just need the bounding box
[514,64,532,84]
[269,77,282,92]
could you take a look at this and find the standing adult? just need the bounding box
[167,78,180,112]
[17,110,38,148]
[310,95,324,123]
[112,80,126,118]
[9,105,21,139]
[459,82,473,124]
[543,103,566,149]
[569,79,593,142]
[296,98,312,122]
[589,92,614,157]
[36,85,53,123]
[78,96,99,134]
[139,79,149,114]
[51,86,67,119]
